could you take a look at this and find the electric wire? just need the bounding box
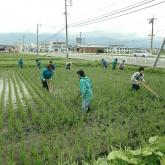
[69,1,165,27]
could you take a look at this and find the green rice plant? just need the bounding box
[18,144,30,165]
[0,55,165,164]
[11,72,27,123]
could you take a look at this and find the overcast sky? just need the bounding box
[0,0,164,38]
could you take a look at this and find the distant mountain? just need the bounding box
[0,32,163,48]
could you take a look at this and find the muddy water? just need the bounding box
[13,74,26,107]
[16,76,32,100]
[10,80,17,109]
[21,82,31,99]
[4,77,9,108]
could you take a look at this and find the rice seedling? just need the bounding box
[0,54,165,164]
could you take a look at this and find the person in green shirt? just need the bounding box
[18,58,24,68]
[77,70,93,112]
[112,58,118,70]
[40,64,54,91]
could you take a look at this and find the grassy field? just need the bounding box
[0,53,165,164]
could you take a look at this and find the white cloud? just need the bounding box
[0,0,164,38]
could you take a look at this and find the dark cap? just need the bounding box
[77,70,85,77]
[139,66,144,72]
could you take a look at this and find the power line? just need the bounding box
[69,0,155,27]
[72,0,130,19]
[93,0,130,12]
[69,0,165,27]
[40,26,65,43]
[70,0,156,27]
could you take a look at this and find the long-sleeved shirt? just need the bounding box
[18,59,23,65]
[131,72,145,84]
[41,68,54,80]
[79,76,93,100]
[112,60,117,67]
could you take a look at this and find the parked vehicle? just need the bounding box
[133,50,151,57]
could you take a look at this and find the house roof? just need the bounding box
[75,45,109,48]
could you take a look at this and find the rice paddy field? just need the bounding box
[0,53,165,164]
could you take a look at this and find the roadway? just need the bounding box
[45,53,165,69]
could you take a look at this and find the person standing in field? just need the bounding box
[41,64,54,91]
[100,59,108,69]
[49,60,56,71]
[119,60,126,70]
[65,62,71,70]
[77,70,93,112]
[36,59,41,69]
[18,58,24,68]
[131,66,146,91]
[112,58,118,70]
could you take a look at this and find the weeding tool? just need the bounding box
[47,80,53,93]
[141,82,160,98]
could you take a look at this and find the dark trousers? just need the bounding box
[66,66,70,70]
[19,64,23,68]
[112,66,116,70]
[42,80,49,90]
[132,84,140,90]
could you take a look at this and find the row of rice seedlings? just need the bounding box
[16,69,64,133]
[1,67,147,162]
[2,71,23,143]
[2,73,9,132]
[12,72,28,123]
[3,74,9,110]
[6,72,18,142]
[25,68,67,111]
[11,72,30,141]
[9,75,24,140]
[17,144,29,165]
[9,74,17,110]
[0,73,5,146]
[17,69,52,111]
[0,74,4,122]
[13,72,28,108]
[14,69,85,162]
[5,144,17,165]
[15,71,44,132]
[21,69,71,129]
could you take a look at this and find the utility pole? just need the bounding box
[80,32,82,46]
[37,24,41,56]
[148,17,156,55]
[22,34,25,53]
[83,38,86,54]
[153,37,165,68]
[64,0,72,58]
